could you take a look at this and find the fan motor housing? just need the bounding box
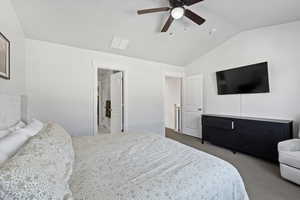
[171,7,185,19]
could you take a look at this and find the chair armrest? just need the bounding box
[278,139,300,152]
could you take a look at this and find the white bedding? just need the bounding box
[70,133,249,200]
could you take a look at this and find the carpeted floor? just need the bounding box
[165,128,300,200]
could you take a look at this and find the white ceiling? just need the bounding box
[11,0,300,66]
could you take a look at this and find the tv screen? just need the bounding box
[216,62,270,95]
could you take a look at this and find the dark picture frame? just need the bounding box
[0,32,10,80]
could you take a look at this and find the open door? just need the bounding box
[110,72,123,133]
[182,75,203,138]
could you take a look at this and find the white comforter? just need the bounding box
[70,133,249,200]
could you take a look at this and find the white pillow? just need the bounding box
[0,119,43,165]
[0,132,28,164]
[17,119,43,137]
[0,121,26,139]
[0,130,9,139]
[8,121,26,132]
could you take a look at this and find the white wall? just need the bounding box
[0,0,25,95]
[26,39,184,136]
[185,21,300,137]
[164,77,181,129]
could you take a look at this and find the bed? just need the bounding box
[71,132,249,200]
[0,95,249,200]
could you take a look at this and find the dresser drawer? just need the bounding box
[203,117,234,130]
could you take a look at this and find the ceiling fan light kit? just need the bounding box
[137,0,206,32]
[171,7,185,19]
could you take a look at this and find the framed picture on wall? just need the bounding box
[0,32,10,80]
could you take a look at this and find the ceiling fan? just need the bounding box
[137,0,206,32]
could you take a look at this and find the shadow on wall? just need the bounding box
[294,115,300,138]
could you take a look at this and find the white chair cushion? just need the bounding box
[278,138,300,185]
[280,164,300,185]
[279,151,300,169]
[278,139,300,152]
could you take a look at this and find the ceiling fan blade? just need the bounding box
[137,7,170,15]
[161,15,174,32]
[183,0,204,6]
[169,0,185,7]
[184,9,206,25]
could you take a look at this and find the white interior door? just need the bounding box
[182,75,203,138]
[110,72,123,133]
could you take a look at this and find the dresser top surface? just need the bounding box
[202,114,293,124]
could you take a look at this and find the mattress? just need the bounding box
[70,132,249,200]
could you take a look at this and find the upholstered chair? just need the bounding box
[278,128,300,185]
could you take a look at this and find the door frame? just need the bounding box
[93,63,128,136]
[162,71,184,136]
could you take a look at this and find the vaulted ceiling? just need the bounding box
[11,0,300,66]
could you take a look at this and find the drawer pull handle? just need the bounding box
[232,122,235,130]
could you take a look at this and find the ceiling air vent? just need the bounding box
[111,36,129,50]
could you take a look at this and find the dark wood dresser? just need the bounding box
[202,114,293,162]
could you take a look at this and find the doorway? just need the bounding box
[164,74,204,138]
[164,76,182,133]
[97,68,124,134]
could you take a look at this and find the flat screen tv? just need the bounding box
[216,62,270,95]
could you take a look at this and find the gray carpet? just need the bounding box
[165,128,300,200]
